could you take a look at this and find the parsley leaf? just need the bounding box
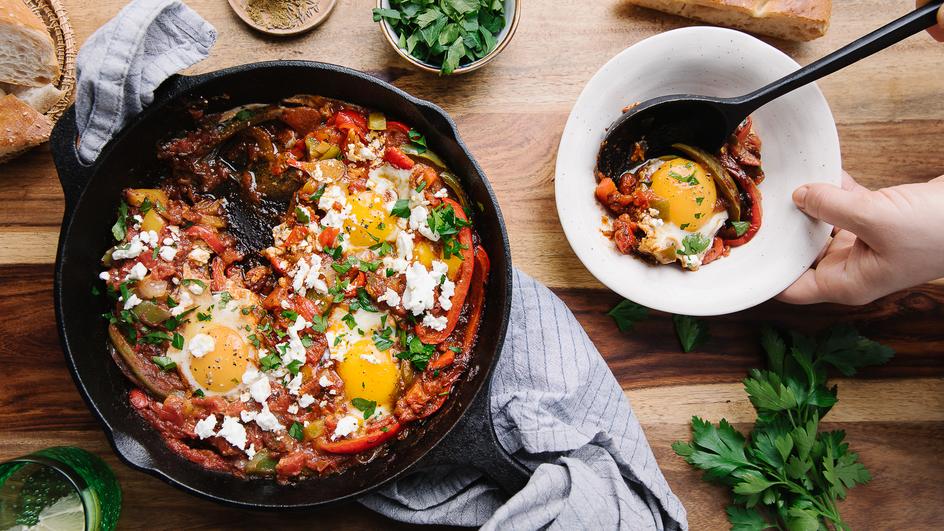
[289,422,304,441]
[396,335,436,370]
[352,397,377,419]
[607,299,649,333]
[151,356,176,371]
[731,220,751,237]
[111,201,129,241]
[259,353,281,371]
[673,315,707,352]
[678,233,711,256]
[295,206,311,224]
[391,198,411,218]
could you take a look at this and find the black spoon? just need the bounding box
[597,0,944,178]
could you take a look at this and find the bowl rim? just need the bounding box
[555,26,842,316]
[374,0,521,74]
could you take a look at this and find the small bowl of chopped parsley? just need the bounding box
[373,0,520,75]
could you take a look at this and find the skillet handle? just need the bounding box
[50,73,205,218]
[415,376,531,496]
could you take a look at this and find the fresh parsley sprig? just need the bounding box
[672,325,894,531]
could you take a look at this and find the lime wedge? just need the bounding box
[13,492,84,531]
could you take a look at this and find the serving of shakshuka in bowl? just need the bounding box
[556,27,842,316]
[96,95,489,482]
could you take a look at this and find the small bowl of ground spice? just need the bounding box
[228,0,338,36]
[373,0,521,75]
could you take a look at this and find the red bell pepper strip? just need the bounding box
[719,153,763,247]
[460,246,489,353]
[334,110,367,140]
[427,350,455,371]
[415,198,475,344]
[384,146,415,170]
[386,120,411,135]
[701,237,725,265]
[210,258,227,292]
[317,419,401,454]
[185,225,227,255]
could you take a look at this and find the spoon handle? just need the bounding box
[733,0,943,113]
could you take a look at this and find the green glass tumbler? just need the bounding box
[0,447,121,530]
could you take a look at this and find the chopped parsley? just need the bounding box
[308,184,327,203]
[259,353,281,371]
[311,315,328,333]
[391,198,411,218]
[352,397,377,419]
[151,356,176,371]
[372,326,395,351]
[396,335,436,371]
[286,359,303,376]
[111,201,129,241]
[281,309,299,321]
[295,206,311,224]
[731,221,750,237]
[289,421,304,441]
[678,233,711,256]
[369,241,393,256]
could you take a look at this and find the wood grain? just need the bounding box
[1,0,942,528]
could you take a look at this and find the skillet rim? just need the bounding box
[52,60,513,509]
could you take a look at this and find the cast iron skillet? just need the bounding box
[50,61,527,509]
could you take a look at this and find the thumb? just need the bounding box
[793,183,875,238]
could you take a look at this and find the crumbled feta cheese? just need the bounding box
[163,237,175,246]
[439,277,456,311]
[422,313,449,331]
[286,373,303,396]
[377,288,401,307]
[240,409,258,423]
[132,214,143,224]
[138,230,159,247]
[254,403,284,432]
[331,415,359,440]
[126,262,148,281]
[249,374,271,403]
[188,333,216,358]
[281,316,309,365]
[318,375,332,388]
[170,291,193,316]
[240,391,251,403]
[409,205,440,242]
[299,394,315,407]
[99,271,110,281]
[245,444,256,459]
[112,236,145,260]
[159,246,177,261]
[194,414,217,439]
[217,416,248,451]
[396,230,414,261]
[188,247,211,264]
[287,404,299,414]
[318,185,346,211]
[401,262,439,316]
[321,204,352,229]
[123,293,142,310]
[291,255,327,296]
[360,352,381,364]
[433,188,449,198]
[186,281,204,295]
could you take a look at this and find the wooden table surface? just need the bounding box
[1,0,942,529]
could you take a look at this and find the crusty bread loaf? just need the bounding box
[0,82,63,113]
[629,0,831,41]
[0,0,60,86]
[0,93,52,162]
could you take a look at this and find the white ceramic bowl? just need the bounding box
[555,27,841,316]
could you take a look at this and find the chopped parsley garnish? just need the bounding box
[259,353,281,371]
[341,313,357,329]
[352,397,377,419]
[668,169,699,186]
[408,129,427,154]
[372,327,395,351]
[349,288,378,313]
[171,332,185,350]
[281,309,299,321]
[140,331,173,345]
[332,257,357,275]
[295,206,311,224]
[415,180,427,193]
[325,245,343,260]
[443,236,467,260]
[193,389,205,397]
[695,197,705,205]
[311,315,328,333]
[218,291,233,305]
[308,184,327,203]
[248,334,261,348]
[359,259,381,272]
[197,312,212,322]
[731,220,750,237]
[151,356,176,371]
[111,201,129,241]
[166,295,178,308]
[396,335,436,371]
[369,241,393,256]
[678,233,711,256]
[386,268,396,277]
[391,198,411,218]
[289,422,305,441]
[328,280,349,303]
[286,359,303,376]
[181,278,207,290]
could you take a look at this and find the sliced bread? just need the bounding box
[0,0,60,86]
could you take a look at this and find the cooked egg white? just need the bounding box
[166,286,261,397]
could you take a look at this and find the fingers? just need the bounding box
[776,269,827,305]
[918,0,944,41]
[793,182,875,238]
[841,170,866,192]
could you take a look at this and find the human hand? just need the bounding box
[918,0,944,41]
[778,171,944,305]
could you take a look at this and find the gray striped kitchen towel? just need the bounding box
[362,269,687,529]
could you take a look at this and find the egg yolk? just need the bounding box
[337,340,399,408]
[413,240,463,279]
[189,325,253,393]
[649,158,717,232]
[346,192,395,247]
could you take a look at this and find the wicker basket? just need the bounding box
[25,0,77,125]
